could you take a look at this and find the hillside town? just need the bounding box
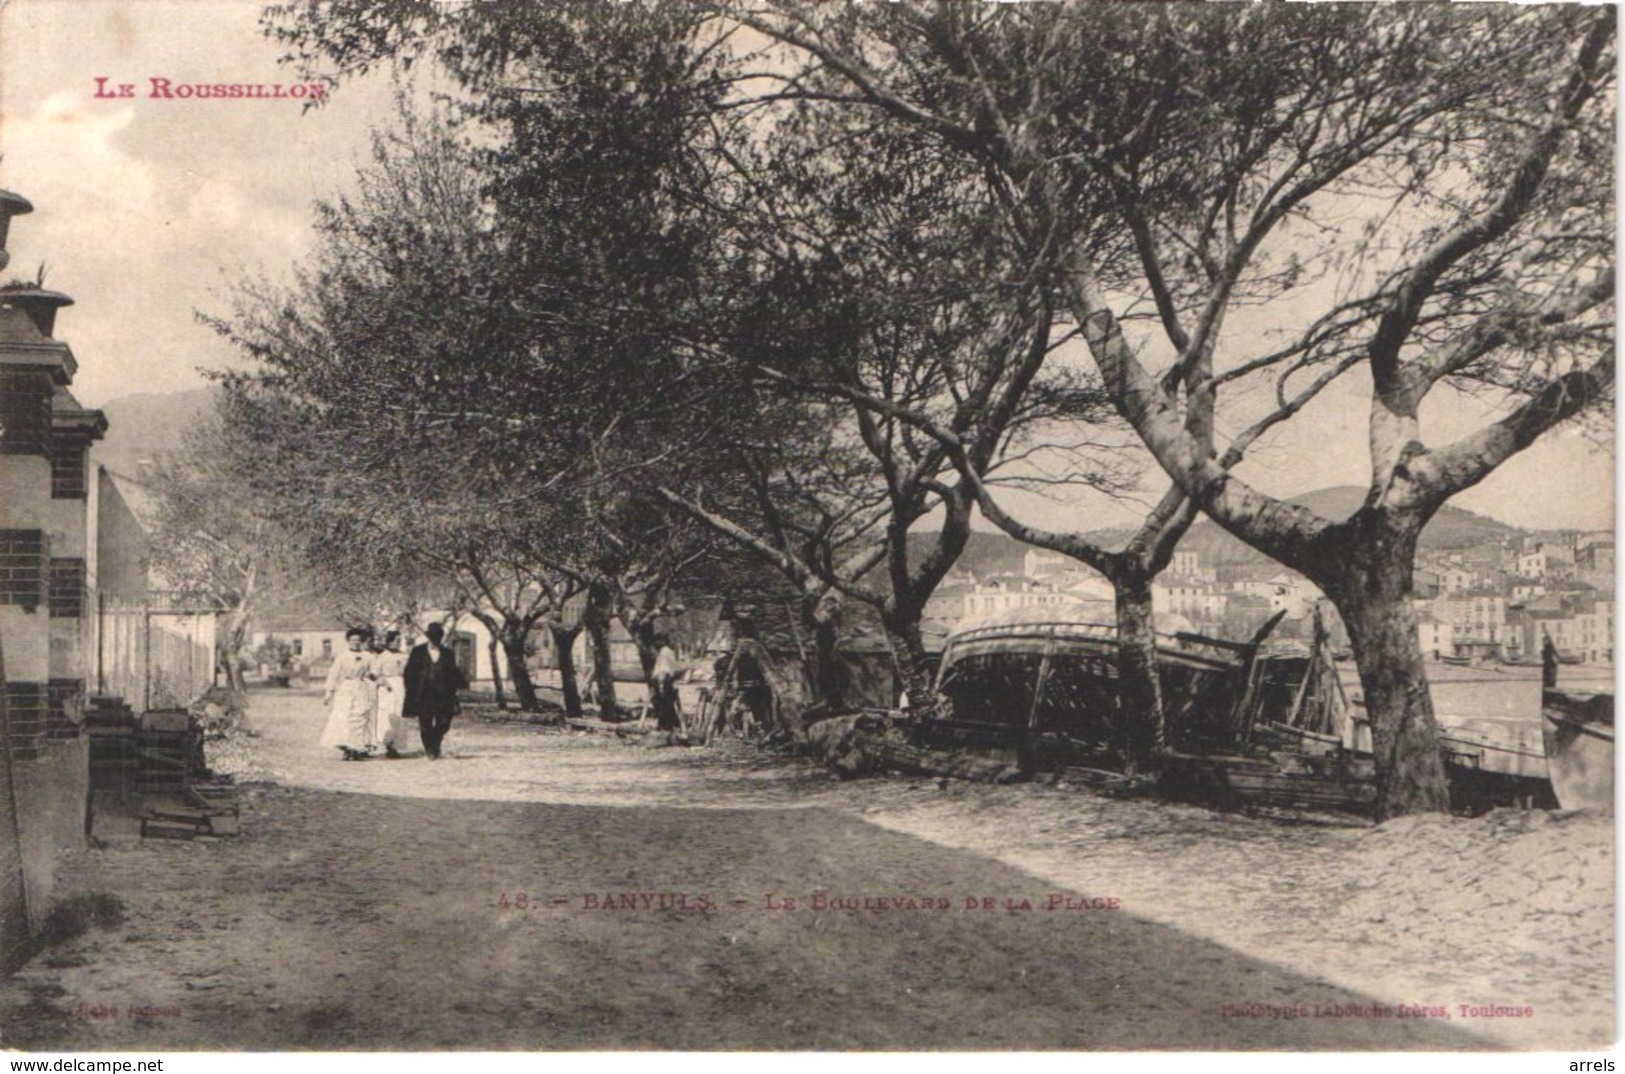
[920,533,1615,669]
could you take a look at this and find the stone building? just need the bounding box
[0,188,103,964]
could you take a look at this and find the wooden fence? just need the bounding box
[97,596,217,709]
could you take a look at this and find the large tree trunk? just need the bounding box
[1112,570,1165,771]
[630,616,659,682]
[1323,520,1451,819]
[808,591,843,710]
[487,636,507,710]
[221,602,252,692]
[549,622,585,719]
[220,646,247,692]
[582,580,618,719]
[884,612,938,716]
[501,627,541,712]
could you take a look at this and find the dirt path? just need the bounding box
[0,689,1611,1050]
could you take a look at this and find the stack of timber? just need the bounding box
[86,695,140,794]
[1157,752,1377,813]
[140,784,241,841]
[136,708,202,795]
[842,736,1025,783]
[87,701,241,840]
[807,711,1025,783]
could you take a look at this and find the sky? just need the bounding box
[0,0,401,397]
[0,0,1615,534]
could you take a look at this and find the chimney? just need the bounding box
[2,288,74,337]
[0,189,34,273]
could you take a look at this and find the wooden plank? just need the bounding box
[141,711,193,733]
[146,807,214,828]
[1026,633,1056,733]
[1260,721,1341,746]
[141,819,200,841]
[186,785,239,812]
[853,736,1025,784]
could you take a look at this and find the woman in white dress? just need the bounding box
[320,627,379,759]
[371,629,410,758]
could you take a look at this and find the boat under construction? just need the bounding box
[927,605,1564,816]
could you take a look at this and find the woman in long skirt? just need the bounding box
[320,627,378,759]
[371,629,409,758]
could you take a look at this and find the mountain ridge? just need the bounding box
[89,386,217,477]
[914,486,1524,578]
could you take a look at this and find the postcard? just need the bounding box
[0,1,1613,1068]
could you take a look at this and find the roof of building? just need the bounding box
[51,387,108,436]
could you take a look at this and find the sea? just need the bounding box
[1339,662,1616,778]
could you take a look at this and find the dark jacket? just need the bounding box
[403,642,468,717]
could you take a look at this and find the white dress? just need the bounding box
[319,649,378,753]
[371,649,409,750]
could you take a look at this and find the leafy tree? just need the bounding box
[262,2,1083,717]
[659,91,1120,710]
[214,45,740,715]
[144,400,323,690]
[735,2,1615,815]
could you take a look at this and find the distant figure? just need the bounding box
[372,629,409,759]
[320,627,379,760]
[1542,635,1561,690]
[404,622,468,760]
[649,635,682,731]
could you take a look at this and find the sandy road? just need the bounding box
[0,687,1609,1050]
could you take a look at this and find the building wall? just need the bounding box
[10,736,88,941]
[0,205,99,964]
[1513,612,1612,664]
[249,627,349,679]
[0,456,52,688]
[962,588,1082,621]
[1023,548,1071,579]
[94,468,149,603]
[1416,619,1453,660]
[43,475,90,690]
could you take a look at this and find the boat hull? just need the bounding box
[1542,690,1614,814]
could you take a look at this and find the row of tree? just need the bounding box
[151,2,1612,820]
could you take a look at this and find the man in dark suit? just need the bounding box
[404,622,468,759]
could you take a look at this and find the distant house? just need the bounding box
[249,603,503,691]
[1152,576,1226,622]
[1509,577,1547,601]
[1415,614,1454,662]
[1022,548,1073,579]
[923,580,974,626]
[1515,545,1548,580]
[247,603,353,684]
[961,574,1082,624]
[1439,565,1477,595]
[1432,590,1508,647]
[1507,591,1614,665]
[1167,549,1216,583]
